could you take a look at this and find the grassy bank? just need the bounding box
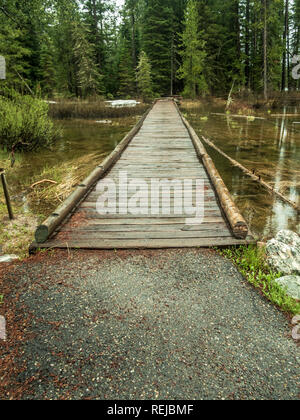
[180,91,300,116]
[218,245,300,316]
[0,151,109,259]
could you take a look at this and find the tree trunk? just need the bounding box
[245,0,250,89]
[282,0,289,91]
[263,0,268,101]
[170,33,174,96]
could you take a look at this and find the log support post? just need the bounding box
[0,169,14,220]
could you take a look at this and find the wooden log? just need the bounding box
[34,101,156,243]
[271,114,300,117]
[211,113,265,120]
[200,135,300,213]
[174,102,249,239]
[0,170,14,220]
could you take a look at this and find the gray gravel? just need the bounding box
[2,248,299,400]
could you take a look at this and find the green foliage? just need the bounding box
[219,245,300,316]
[142,0,174,95]
[0,16,30,90]
[0,92,61,152]
[72,21,104,98]
[178,0,207,98]
[137,51,153,101]
[118,38,137,98]
[39,35,56,96]
[0,0,298,99]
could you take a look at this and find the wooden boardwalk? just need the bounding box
[32,100,254,251]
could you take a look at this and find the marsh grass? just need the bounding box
[219,245,300,316]
[49,101,149,119]
[0,152,107,258]
[0,201,39,259]
[27,152,105,211]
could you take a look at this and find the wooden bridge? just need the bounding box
[31,99,254,252]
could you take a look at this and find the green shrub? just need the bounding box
[0,93,61,152]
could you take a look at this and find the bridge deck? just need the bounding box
[34,100,254,250]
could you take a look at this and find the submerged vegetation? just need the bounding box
[0,91,61,152]
[219,245,300,316]
[0,151,109,258]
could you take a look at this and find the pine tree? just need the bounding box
[53,0,81,96]
[0,11,30,91]
[39,35,56,97]
[142,0,174,95]
[82,0,115,89]
[118,38,137,98]
[72,22,104,98]
[137,51,153,101]
[178,0,207,98]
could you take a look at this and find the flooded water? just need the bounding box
[183,105,300,239]
[1,105,299,240]
[1,117,137,215]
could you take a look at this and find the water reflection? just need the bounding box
[185,106,300,239]
[2,117,137,214]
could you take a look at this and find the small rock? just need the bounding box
[266,230,300,275]
[274,275,300,300]
[0,255,19,263]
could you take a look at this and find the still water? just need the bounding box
[183,105,300,239]
[2,117,137,214]
[2,107,299,240]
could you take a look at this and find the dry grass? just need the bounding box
[49,101,149,120]
[0,210,38,259]
[180,97,255,115]
[27,152,106,209]
[0,152,108,258]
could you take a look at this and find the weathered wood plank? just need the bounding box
[69,216,225,225]
[57,230,233,240]
[34,236,255,250]
[60,222,228,232]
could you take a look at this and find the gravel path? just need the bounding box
[0,248,299,400]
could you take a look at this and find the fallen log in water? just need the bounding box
[211,113,265,120]
[176,109,248,239]
[200,135,299,213]
[271,114,300,117]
